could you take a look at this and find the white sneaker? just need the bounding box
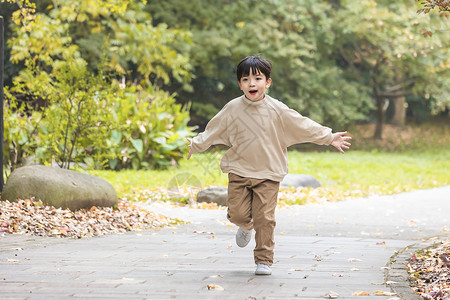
[235,227,252,248]
[255,263,272,275]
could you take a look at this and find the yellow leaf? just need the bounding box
[352,291,371,296]
[207,284,224,291]
[373,291,396,296]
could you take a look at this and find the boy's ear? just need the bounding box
[265,78,272,89]
[238,80,243,90]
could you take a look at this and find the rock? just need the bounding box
[197,187,228,206]
[2,165,118,211]
[280,174,321,189]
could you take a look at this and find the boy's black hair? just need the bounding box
[236,55,272,81]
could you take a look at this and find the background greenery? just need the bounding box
[87,120,450,204]
[1,0,449,201]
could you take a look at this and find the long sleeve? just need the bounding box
[281,107,333,147]
[190,105,231,154]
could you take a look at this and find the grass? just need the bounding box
[88,149,450,205]
[88,119,450,205]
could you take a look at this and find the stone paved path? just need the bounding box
[1,186,449,299]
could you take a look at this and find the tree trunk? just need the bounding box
[374,87,384,140]
[391,75,406,126]
[391,95,406,126]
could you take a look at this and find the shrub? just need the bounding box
[3,80,192,173]
[105,85,192,170]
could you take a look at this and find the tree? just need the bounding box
[147,0,372,130]
[335,0,449,138]
[4,0,194,169]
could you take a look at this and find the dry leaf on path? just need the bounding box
[322,291,339,298]
[347,258,362,262]
[352,291,371,296]
[373,291,396,296]
[206,284,224,291]
[408,238,450,299]
[0,199,180,238]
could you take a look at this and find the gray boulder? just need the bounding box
[280,174,321,189]
[2,165,118,211]
[197,187,228,206]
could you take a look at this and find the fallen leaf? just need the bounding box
[207,284,224,291]
[193,231,214,235]
[7,259,19,263]
[385,281,398,285]
[0,199,179,238]
[351,267,360,271]
[376,241,386,246]
[352,291,371,296]
[322,291,339,298]
[373,291,396,296]
[347,258,362,262]
[332,273,344,277]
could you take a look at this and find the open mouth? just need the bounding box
[249,90,257,95]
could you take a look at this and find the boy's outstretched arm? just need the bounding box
[186,138,194,160]
[331,131,352,154]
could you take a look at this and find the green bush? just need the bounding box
[105,85,192,170]
[2,89,42,175]
[3,81,193,173]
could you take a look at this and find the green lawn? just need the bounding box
[88,148,450,204]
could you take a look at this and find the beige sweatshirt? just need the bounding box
[191,95,334,182]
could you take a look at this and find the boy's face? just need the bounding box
[238,69,271,102]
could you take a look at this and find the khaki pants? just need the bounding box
[227,173,280,266]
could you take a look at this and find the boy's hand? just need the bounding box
[331,131,352,154]
[186,138,193,160]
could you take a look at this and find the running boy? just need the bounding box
[187,55,351,275]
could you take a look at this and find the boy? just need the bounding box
[187,55,351,275]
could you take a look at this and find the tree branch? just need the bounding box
[383,80,414,93]
[378,91,412,98]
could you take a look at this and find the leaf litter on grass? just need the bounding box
[0,198,182,238]
[124,185,365,210]
[408,239,450,300]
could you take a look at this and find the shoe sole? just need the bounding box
[236,240,250,248]
[255,270,272,275]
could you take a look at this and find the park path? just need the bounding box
[0,186,449,299]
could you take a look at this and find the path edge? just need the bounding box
[385,234,450,299]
